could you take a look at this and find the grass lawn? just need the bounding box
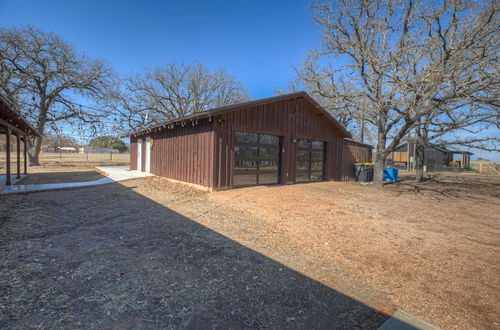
[0,170,498,329]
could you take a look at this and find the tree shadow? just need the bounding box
[0,181,403,329]
[388,173,499,201]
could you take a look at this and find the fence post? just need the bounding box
[59,151,62,161]
[110,152,112,160]
[479,163,483,174]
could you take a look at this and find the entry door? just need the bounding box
[137,139,143,171]
[234,131,281,187]
[296,140,325,182]
[145,137,151,172]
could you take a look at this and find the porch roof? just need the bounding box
[0,95,40,137]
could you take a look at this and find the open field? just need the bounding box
[0,153,130,173]
[39,152,130,166]
[0,170,498,329]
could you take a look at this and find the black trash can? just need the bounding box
[354,163,374,182]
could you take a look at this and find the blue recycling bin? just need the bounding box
[383,168,399,182]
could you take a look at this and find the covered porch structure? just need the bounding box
[451,150,473,168]
[0,95,40,185]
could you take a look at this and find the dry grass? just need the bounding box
[38,152,130,166]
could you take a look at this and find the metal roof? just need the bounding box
[124,91,352,138]
[0,94,40,137]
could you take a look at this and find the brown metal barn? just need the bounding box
[127,92,371,190]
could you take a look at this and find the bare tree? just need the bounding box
[115,62,249,131]
[406,1,499,181]
[0,26,115,165]
[298,0,499,186]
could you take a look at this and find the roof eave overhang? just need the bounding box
[124,91,352,139]
[0,95,41,137]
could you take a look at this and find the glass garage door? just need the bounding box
[296,140,325,182]
[234,131,281,187]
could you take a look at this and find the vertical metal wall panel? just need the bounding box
[212,97,344,189]
[129,136,137,170]
[340,140,373,181]
[131,119,215,187]
[128,95,365,189]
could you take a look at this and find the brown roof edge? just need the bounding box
[124,91,352,138]
[0,94,41,137]
[343,138,373,148]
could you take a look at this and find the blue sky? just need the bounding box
[0,0,318,98]
[1,0,498,160]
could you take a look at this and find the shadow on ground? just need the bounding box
[15,169,107,185]
[0,182,393,329]
[389,173,500,201]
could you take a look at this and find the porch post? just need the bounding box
[24,135,28,175]
[16,133,21,178]
[5,127,11,185]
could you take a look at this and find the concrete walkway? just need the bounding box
[0,174,26,185]
[378,310,441,330]
[0,166,153,195]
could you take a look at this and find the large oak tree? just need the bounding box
[114,62,249,132]
[294,0,499,186]
[0,26,115,165]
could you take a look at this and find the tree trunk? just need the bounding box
[415,140,425,182]
[373,125,387,188]
[29,103,48,166]
[373,150,385,187]
[28,136,43,166]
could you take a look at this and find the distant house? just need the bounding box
[391,139,472,170]
[58,147,78,153]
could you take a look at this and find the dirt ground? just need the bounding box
[0,171,499,329]
[16,166,107,185]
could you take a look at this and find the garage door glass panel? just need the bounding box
[234,160,258,171]
[258,173,279,184]
[259,147,279,159]
[234,131,281,187]
[234,146,258,158]
[295,140,325,182]
[233,173,258,186]
[235,131,258,144]
[258,160,279,171]
[259,134,280,145]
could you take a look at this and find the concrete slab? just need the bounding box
[0,174,26,185]
[378,310,441,330]
[0,166,153,195]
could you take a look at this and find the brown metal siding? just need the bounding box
[132,119,215,187]
[130,136,137,170]
[213,97,344,188]
[128,95,364,189]
[340,140,373,181]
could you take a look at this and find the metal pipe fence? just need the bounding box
[39,152,130,164]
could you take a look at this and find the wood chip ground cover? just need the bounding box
[0,172,498,329]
